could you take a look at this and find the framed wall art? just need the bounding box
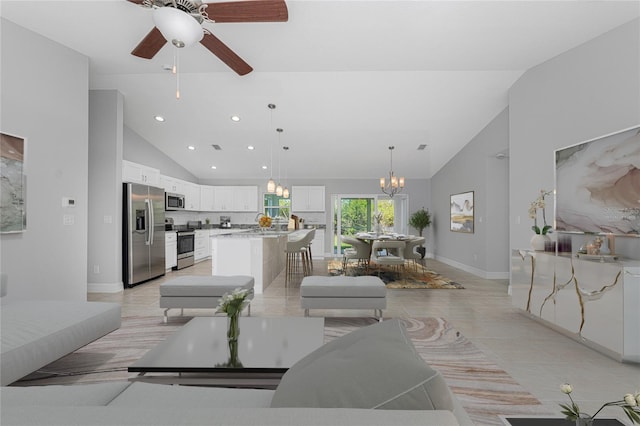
[555,125,640,236]
[1,132,27,233]
[450,191,474,233]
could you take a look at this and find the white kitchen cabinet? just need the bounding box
[211,186,258,212]
[194,230,210,261]
[213,186,234,211]
[291,186,325,212]
[309,229,325,259]
[200,186,215,211]
[160,175,185,195]
[122,160,160,186]
[232,186,258,211]
[165,232,177,270]
[184,182,201,211]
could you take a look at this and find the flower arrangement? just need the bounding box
[258,215,272,228]
[529,189,553,235]
[216,288,251,317]
[373,212,383,225]
[560,383,640,424]
[216,288,251,343]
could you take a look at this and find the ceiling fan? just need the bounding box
[127,0,288,75]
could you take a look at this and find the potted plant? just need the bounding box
[409,208,431,258]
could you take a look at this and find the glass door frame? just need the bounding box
[331,194,408,255]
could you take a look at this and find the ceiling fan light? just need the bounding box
[153,7,203,48]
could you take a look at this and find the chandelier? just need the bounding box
[380,146,404,198]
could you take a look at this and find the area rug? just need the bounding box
[14,316,545,425]
[327,258,464,289]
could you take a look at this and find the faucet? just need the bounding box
[255,213,264,222]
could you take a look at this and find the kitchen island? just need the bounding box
[210,230,289,294]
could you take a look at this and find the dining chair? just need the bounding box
[403,237,426,272]
[370,240,406,275]
[341,236,370,272]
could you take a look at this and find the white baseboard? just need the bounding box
[434,255,508,280]
[87,281,123,294]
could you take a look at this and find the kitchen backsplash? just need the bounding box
[166,211,327,227]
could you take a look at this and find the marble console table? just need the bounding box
[511,249,640,363]
[210,231,288,294]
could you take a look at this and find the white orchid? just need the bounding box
[530,189,553,235]
[216,288,250,316]
[559,384,640,424]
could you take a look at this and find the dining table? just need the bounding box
[355,232,412,259]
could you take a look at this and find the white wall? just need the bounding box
[0,19,89,301]
[88,90,124,292]
[431,108,510,278]
[509,18,640,259]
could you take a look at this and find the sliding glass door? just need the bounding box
[332,194,408,254]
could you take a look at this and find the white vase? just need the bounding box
[530,234,549,251]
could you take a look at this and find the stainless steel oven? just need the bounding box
[175,230,194,270]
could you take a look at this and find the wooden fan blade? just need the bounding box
[200,32,253,75]
[131,27,167,59]
[205,0,288,23]
[126,0,146,4]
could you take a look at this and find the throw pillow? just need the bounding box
[270,319,455,411]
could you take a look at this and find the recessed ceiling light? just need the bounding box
[247,145,254,150]
[211,165,217,170]
[154,115,165,122]
[231,115,240,122]
[187,145,196,150]
[262,165,268,170]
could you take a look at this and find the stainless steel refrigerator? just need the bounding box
[123,183,165,288]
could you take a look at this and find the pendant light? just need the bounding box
[282,146,290,199]
[275,128,284,196]
[380,146,405,198]
[266,104,276,193]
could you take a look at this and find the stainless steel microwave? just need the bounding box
[165,192,185,210]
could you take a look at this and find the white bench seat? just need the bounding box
[159,275,254,322]
[300,276,386,321]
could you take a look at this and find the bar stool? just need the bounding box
[285,230,312,286]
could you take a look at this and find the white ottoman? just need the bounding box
[159,275,254,322]
[300,276,386,321]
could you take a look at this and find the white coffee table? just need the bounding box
[129,317,324,388]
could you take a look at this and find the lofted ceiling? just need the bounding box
[2,0,639,181]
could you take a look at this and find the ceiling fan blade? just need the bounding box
[200,32,253,75]
[205,0,288,23]
[126,0,146,4]
[131,27,167,59]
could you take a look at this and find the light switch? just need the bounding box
[62,197,76,208]
[104,215,112,224]
[63,215,74,225]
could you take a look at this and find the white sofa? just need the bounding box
[1,319,472,425]
[0,300,121,386]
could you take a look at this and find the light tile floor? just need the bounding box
[90,257,640,423]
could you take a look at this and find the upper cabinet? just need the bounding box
[200,186,215,211]
[211,186,258,212]
[292,186,325,212]
[233,186,258,212]
[122,160,160,186]
[160,175,185,195]
[184,182,201,211]
[212,186,234,211]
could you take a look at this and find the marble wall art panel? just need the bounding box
[450,191,474,233]
[555,125,640,236]
[1,132,26,233]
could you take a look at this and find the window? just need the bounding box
[263,193,291,219]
